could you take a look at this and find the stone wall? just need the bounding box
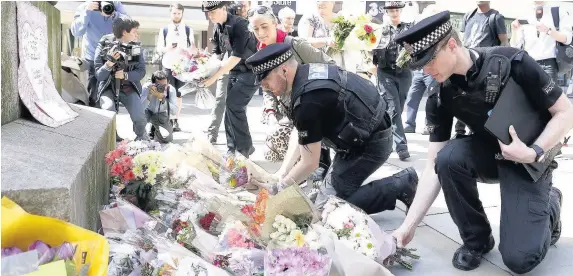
[1,2,20,125]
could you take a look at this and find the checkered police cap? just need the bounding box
[246,43,294,85]
[384,1,406,9]
[202,1,226,12]
[394,11,453,69]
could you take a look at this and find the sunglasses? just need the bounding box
[247,6,273,18]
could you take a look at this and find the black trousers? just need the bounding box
[377,68,412,153]
[435,136,560,274]
[224,71,259,156]
[537,58,559,82]
[87,59,98,107]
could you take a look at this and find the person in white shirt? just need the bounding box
[510,1,573,82]
[157,3,195,132]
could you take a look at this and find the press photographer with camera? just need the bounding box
[94,16,148,141]
[71,1,127,107]
[141,71,178,143]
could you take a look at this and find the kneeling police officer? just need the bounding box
[245,43,419,215]
[391,11,573,274]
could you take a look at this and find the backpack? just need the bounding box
[163,25,192,47]
[463,8,501,46]
[551,6,573,74]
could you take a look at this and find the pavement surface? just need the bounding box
[116,92,573,276]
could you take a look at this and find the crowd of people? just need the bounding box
[69,1,573,274]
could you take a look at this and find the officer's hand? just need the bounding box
[200,77,216,88]
[392,226,416,248]
[115,70,125,79]
[498,125,537,164]
[511,19,521,30]
[88,1,99,11]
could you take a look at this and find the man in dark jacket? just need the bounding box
[94,16,148,141]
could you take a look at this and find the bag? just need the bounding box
[463,8,501,46]
[1,197,109,276]
[163,25,192,48]
[551,7,573,74]
[195,87,216,109]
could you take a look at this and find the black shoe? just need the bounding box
[172,120,181,132]
[398,150,410,161]
[208,135,217,145]
[452,236,495,271]
[149,125,156,140]
[404,125,415,133]
[550,187,563,246]
[394,167,418,210]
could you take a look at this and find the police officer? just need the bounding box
[391,11,571,274]
[201,1,259,157]
[245,43,419,215]
[373,1,413,161]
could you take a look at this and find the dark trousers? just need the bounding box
[207,74,229,140]
[87,59,98,107]
[164,68,185,98]
[224,71,259,156]
[145,110,173,143]
[435,136,560,274]
[377,68,412,153]
[537,58,559,82]
[405,70,433,129]
[317,127,400,214]
[99,89,149,141]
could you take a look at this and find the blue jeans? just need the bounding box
[100,89,149,141]
[405,70,434,129]
[377,68,412,153]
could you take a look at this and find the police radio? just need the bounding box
[485,59,503,104]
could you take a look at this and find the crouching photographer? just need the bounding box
[141,71,178,143]
[94,16,148,141]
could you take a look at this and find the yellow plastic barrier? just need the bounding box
[1,197,109,276]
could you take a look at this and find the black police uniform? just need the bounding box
[203,1,259,157]
[395,11,563,274]
[373,1,412,159]
[246,44,418,214]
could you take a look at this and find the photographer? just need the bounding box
[71,1,127,107]
[94,16,148,141]
[141,71,178,143]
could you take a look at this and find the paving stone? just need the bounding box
[387,226,511,276]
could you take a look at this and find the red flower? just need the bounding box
[122,170,135,182]
[364,24,373,34]
[241,204,255,216]
[111,163,123,176]
[120,156,133,169]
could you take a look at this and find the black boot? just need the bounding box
[550,187,563,246]
[393,167,418,210]
[453,235,495,271]
[397,150,411,161]
[149,125,156,140]
[172,119,181,132]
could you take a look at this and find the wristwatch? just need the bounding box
[546,28,553,36]
[530,144,545,163]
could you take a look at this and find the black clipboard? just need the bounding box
[484,78,560,182]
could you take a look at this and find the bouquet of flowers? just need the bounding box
[132,151,166,185]
[331,14,382,52]
[321,197,419,270]
[264,247,332,276]
[199,211,223,235]
[106,147,135,185]
[218,220,262,250]
[219,153,249,189]
[211,248,265,276]
[171,218,198,252]
[165,48,221,83]
[268,215,321,249]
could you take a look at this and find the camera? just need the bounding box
[154,83,166,93]
[102,40,142,69]
[98,1,115,15]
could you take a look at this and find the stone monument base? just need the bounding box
[1,104,115,231]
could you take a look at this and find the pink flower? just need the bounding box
[122,170,135,182]
[111,163,123,176]
[364,25,373,33]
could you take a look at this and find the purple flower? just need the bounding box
[1,247,23,258]
[28,240,55,265]
[54,242,76,261]
[266,247,331,275]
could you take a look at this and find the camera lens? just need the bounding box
[100,1,115,15]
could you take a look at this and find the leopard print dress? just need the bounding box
[262,94,293,162]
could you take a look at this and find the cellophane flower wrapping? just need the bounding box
[219,152,249,189]
[217,219,264,251]
[264,246,332,276]
[320,196,398,263]
[211,248,265,276]
[330,13,383,52]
